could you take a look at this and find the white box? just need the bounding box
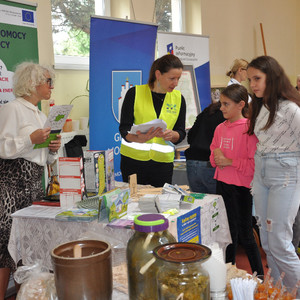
[59,157,84,208]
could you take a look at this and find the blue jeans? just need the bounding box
[252,151,300,294]
[186,160,217,194]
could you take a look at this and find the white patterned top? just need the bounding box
[254,100,300,153]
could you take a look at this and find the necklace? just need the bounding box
[152,91,166,102]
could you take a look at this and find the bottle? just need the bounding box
[62,119,72,132]
[126,214,176,300]
[153,242,211,300]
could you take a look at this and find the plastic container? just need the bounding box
[202,243,227,299]
[126,214,176,300]
[51,240,112,300]
[62,119,72,132]
[153,242,211,300]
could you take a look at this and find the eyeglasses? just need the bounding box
[46,78,53,87]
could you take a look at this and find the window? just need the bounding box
[51,0,183,69]
[155,0,183,33]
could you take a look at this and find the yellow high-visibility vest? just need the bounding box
[120,84,181,163]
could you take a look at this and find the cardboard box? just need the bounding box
[83,149,115,195]
[59,157,84,208]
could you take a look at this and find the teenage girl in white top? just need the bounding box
[247,56,300,296]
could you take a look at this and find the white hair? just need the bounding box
[13,62,55,97]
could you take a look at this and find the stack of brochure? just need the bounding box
[55,208,98,222]
[155,194,181,213]
[138,194,158,213]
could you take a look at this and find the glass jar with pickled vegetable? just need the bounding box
[153,242,211,300]
[127,214,176,300]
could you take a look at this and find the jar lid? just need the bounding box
[134,214,169,232]
[153,242,211,263]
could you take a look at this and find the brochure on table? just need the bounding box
[98,188,130,223]
[34,105,73,149]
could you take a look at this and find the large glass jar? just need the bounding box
[127,214,176,300]
[153,242,211,300]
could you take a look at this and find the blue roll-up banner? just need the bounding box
[89,16,158,181]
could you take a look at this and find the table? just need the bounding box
[8,193,231,298]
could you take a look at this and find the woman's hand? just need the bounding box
[48,135,61,152]
[30,127,51,144]
[135,127,163,143]
[159,129,179,143]
[213,148,232,168]
[126,127,163,143]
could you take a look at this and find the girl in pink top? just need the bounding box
[210,84,264,275]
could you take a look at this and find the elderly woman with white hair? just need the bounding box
[0,62,61,298]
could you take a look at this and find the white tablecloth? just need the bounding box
[8,193,231,299]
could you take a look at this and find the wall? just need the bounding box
[27,0,53,65]
[29,0,300,119]
[199,0,300,87]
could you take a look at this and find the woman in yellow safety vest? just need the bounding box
[119,54,186,187]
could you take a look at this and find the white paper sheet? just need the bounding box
[129,119,167,134]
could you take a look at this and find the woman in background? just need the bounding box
[247,56,300,294]
[185,101,225,193]
[0,62,61,299]
[119,54,186,187]
[227,58,249,86]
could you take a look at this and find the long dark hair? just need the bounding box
[148,54,183,89]
[247,56,300,135]
[221,84,249,117]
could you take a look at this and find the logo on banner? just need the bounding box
[22,10,34,23]
[112,70,142,122]
[167,43,174,54]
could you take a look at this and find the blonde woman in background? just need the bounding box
[227,58,249,86]
[227,58,251,104]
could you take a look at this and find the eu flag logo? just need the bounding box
[22,10,34,23]
[167,43,174,54]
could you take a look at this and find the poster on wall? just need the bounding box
[157,31,211,128]
[0,0,38,107]
[89,16,157,181]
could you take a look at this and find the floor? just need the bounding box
[235,243,269,275]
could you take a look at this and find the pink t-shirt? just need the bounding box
[210,118,258,188]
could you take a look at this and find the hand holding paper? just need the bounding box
[129,119,167,134]
[34,105,72,149]
[30,127,51,145]
[48,135,62,152]
[127,119,167,143]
